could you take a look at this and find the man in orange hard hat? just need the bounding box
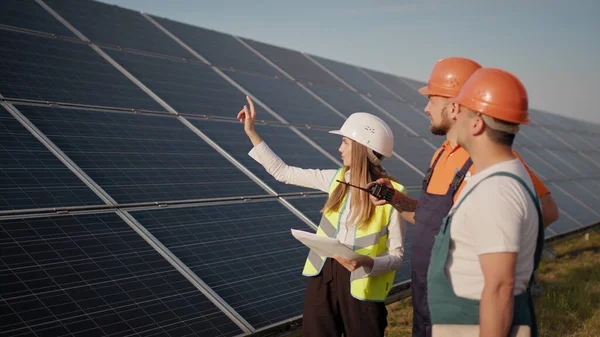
[368,58,558,337]
[427,68,543,337]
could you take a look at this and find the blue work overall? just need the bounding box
[427,171,544,337]
[410,149,472,337]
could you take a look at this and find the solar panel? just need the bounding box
[225,70,346,127]
[104,48,272,120]
[0,29,164,111]
[399,77,428,92]
[43,0,194,59]
[242,38,343,88]
[548,182,599,227]
[554,181,600,212]
[558,132,597,152]
[518,125,567,149]
[574,134,599,152]
[0,212,243,337]
[361,68,429,108]
[149,15,283,77]
[513,147,564,181]
[539,149,586,179]
[0,105,103,212]
[283,195,328,225]
[16,104,268,204]
[546,214,583,237]
[128,200,315,329]
[0,0,75,37]
[307,54,399,101]
[587,153,600,167]
[187,118,339,194]
[367,95,436,139]
[553,151,599,177]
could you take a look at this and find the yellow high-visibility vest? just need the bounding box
[302,167,407,301]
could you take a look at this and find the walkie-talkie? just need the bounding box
[336,180,395,203]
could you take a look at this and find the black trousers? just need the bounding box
[302,258,388,337]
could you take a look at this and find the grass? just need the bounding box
[384,230,600,337]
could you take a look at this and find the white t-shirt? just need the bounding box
[445,158,540,300]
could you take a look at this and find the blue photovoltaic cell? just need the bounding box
[151,15,283,77]
[554,151,599,177]
[284,195,328,225]
[514,132,539,149]
[362,68,429,108]
[548,183,599,227]
[531,109,576,131]
[0,106,103,211]
[513,147,565,181]
[0,0,75,37]
[308,54,398,101]
[103,49,276,120]
[546,213,583,237]
[567,134,597,152]
[298,127,424,188]
[528,109,555,129]
[307,85,375,118]
[243,38,343,88]
[0,30,164,111]
[367,95,435,139]
[399,77,428,92]
[519,126,565,148]
[43,0,193,59]
[225,70,346,127]
[129,200,315,329]
[539,150,586,179]
[0,212,242,337]
[555,181,600,216]
[17,105,267,204]
[188,118,338,194]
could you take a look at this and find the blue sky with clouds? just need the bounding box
[102,0,599,124]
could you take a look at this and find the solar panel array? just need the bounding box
[1,1,599,336]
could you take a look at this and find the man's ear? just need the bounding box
[449,102,460,120]
[472,115,486,136]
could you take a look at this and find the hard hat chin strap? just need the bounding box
[367,149,381,166]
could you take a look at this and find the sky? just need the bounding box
[102,0,599,124]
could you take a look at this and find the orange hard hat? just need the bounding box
[418,57,482,98]
[451,68,530,125]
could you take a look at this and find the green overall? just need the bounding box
[427,172,544,337]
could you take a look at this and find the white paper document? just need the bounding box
[291,229,363,260]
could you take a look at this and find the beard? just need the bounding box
[429,109,452,136]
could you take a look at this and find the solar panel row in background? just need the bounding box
[1,0,599,336]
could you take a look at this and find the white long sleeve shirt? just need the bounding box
[248,141,406,276]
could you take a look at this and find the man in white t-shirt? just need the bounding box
[426,68,543,337]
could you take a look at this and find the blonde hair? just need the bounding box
[321,140,395,228]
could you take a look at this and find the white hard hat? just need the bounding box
[329,112,394,160]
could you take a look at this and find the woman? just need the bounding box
[237,96,407,337]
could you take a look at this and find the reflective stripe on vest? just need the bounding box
[301,167,407,301]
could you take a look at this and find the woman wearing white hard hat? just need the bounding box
[237,96,407,337]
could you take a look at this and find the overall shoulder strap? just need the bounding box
[422,148,447,190]
[451,171,544,286]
